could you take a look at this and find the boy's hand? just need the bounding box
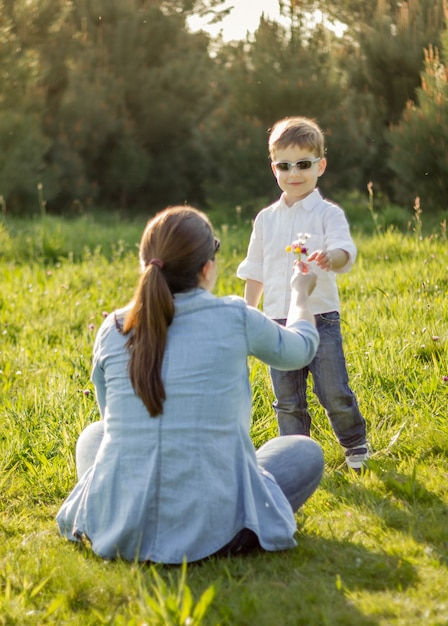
[307,249,333,271]
[290,261,317,295]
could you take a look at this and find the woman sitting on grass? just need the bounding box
[57,205,324,563]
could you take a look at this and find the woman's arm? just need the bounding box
[286,263,316,327]
[247,264,319,371]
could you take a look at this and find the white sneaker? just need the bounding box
[345,445,370,471]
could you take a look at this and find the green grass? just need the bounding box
[1,211,448,625]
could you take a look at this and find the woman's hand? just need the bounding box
[290,261,317,296]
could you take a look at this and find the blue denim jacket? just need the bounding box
[57,289,319,563]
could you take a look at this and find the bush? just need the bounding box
[388,43,448,212]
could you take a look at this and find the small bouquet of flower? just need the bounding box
[285,233,310,259]
[286,233,310,272]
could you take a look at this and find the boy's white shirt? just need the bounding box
[237,189,357,318]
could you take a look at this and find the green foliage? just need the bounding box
[0,8,49,214]
[0,213,144,263]
[40,2,217,213]
[202,16,371,206]
[124,561,216,626]
[351,0,445,125]
[0,223,12,259]
[1,0,448,218]
[388,37,448,212]
[0,111,51,214]
[1,0,221,215]
[345,0,446,196]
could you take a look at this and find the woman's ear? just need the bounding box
[198,258,212,281]
[201,258,214,276]
[198,258,217,291]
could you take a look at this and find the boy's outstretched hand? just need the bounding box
[307,249,333,271]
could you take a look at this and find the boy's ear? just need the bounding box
[271,161,277,176]
[318,158,327,177]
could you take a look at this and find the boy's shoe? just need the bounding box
[345,445,370,471]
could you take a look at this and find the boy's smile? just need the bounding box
[271,146,327,206]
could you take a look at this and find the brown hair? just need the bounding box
[123,206,216,417]
[268,116,325,159]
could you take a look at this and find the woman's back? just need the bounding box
[57,290,300,563]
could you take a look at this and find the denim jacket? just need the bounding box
[57,289,319,563]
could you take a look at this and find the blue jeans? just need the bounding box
[76,423,324,556]
[216,435,324,556]
[270,313,367,449]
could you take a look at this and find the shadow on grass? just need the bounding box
[369,459,448,566]
[323,458,448,568]
[185,528,418,626]
[67,524,414,625]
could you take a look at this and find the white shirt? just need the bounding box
[237,189,357,318]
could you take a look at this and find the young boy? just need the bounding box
[237,116,368,470]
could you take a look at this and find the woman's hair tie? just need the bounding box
[149,258,164,269]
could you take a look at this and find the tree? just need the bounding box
[201,14,373,207]
[345,0,446,196]
[1,0,224,214]
[0,2,51,213]
[388,31,448,212]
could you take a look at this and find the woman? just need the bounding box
[57,206,324,563]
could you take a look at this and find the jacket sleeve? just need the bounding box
[245,306,319,370]
[90,321,110,418]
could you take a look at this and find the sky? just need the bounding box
[188,1,345,42]
[188,0,284,42]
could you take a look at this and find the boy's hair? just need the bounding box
[268,117,325,159]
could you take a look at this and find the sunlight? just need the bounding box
[187,0,283,42]
[187,2,346,42]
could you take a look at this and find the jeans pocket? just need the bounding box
[316,311,340,325]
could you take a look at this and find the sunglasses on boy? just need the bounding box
[273,157,321,171]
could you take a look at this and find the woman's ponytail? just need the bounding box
[123,206,215,417]
[124,262,174,416]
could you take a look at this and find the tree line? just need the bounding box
[0,0,447,216]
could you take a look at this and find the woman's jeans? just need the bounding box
[270,312,367,449]
[76,422,324,557]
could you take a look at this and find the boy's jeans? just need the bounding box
[270,312,367,449]
[214,435,324,556]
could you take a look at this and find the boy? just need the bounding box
[237,116,368,470]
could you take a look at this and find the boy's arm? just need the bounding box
[244,279,264,308]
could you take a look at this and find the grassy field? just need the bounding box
[1,209,448,625]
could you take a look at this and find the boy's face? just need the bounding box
[271,145,327,206]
